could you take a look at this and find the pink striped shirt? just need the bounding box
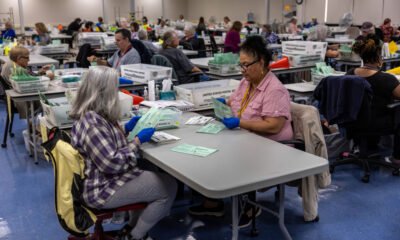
[229,71,293,142]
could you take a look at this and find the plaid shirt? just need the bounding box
[71,111,142,209]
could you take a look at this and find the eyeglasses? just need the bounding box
[238,60,259,71]
[20,56,30,60]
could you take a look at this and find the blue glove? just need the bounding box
[124,116,141,134]
[199,74,210,81]
[222,117,240,129]
[216,97,226,105]
[136,128,155,144]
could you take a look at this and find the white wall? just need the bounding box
[187,0,266,24]
[383,0,400,27]
[302,0,325,24]
[353,0,383,25]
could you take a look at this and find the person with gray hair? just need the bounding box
[70,66,177,240]
[159,31,204,84]
[138,29,159,55]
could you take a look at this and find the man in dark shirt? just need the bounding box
[159,31,203,84]
[67,18,83,35]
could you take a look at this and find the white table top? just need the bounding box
[141,112,329,199]
[284,82,316,92]
[50,33,72,39]
[181,49,198,56]
[325,38,353,44]
[190,57,213,69]
[0,54,59,68]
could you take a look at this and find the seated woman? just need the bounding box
[348,34,400,164]
[0,46,54,118]
[69,67,177,240]
[33,22,51,46]
[224,21,243,53]
[189,36,293,227]
[158,31,204,84]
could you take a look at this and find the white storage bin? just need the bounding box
[11,76,50,93]
[285,54,323,67]
[311,71,345,85]
[101,36,117,50]
[208,63,239,74]
[174,79,239,110]
[282,41,327,59]
[77,32,108,47]
[41,97,73,127]
[121,64,173,83]
[37,44,69,54]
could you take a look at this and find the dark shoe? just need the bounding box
[304,215,319,223]
[188,202,225,217]
[237,207,262,229]
[117,224,134,238]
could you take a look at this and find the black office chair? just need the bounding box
[314,75,400,183]
[209,34,220,55]
[0,75,16,148]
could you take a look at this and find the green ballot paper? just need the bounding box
[212,98,233,120]
[128,107,162,141]
[196,123,225,134]
[171,144,218,157]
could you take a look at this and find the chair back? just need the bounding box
[209,34,220,54]
[313,75,373,126]
[41,128,96,237]
[151,54,178,80]
[131,39,153,64]
[76,43,94,68]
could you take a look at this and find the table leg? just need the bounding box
[278,184,292,240]
[231,195,239,240]
[30,101,38,164]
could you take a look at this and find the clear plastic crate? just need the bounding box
[174,79,239,109]
[11,76,50,93]
[208,63,239,74]
[311,71,345,85]
[121,64,172,83]
[37,44,69,54]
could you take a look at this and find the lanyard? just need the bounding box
[238,84,256,118]
[115,46,132,68]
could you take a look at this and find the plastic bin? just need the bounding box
[208,63,239,74]
[282,41,327,59]
[121,64,172,83]
[311,71,345,85]
[285,54,323,67]
[37,44,69,54]
[41,97,73,127]
[11,76,50,93]
[174,79,239,109]
[77,32,108,47]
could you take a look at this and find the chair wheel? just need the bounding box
[1,143,6,148]
[329,165,335,173]
[250,228,259,237]
[392,170,399,176]
[9,133,14,138]
[361,175,370,183]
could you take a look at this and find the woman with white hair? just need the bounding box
[70,67,177,240]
